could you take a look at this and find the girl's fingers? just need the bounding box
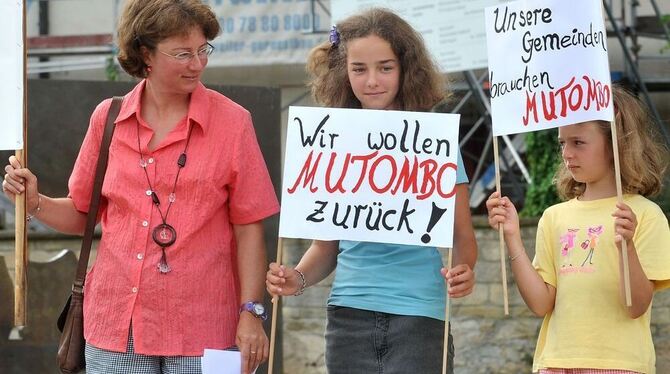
[265,280,283,295]
[614,217,633,230]
[448,282,474,298]
[265,279,284,289]
[488,214,505,226]
[449,289,473,298]
[485,197,500,210]
[268,262,285,276]
[616,227,634,241]
[492,206,508,216]
[265,271,286,284]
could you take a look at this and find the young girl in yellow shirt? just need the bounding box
[487,86,670,374]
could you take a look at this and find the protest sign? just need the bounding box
[0,0,24,150]
[279,107,461,248]
[485,0,613,136]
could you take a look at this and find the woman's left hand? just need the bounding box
[236,312,268,374]
[441,264,475,298]
[612,202,637,251]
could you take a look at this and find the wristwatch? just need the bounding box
[239,301,268,321]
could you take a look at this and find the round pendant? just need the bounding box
[152,223,177,247]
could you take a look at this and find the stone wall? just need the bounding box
[280,217,670,374]
[1,218,668,373]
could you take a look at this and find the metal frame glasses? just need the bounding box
[158,42,215,63]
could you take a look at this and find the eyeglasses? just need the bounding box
[158,43,215,63]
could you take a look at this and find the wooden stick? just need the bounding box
[268,237,284,374]
[442,248,453,374]
[492,136,510,315]
[610,121,632,306]
[15,1,28,327]
[14,150,27,327]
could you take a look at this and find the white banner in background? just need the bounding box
[203,0,326,66]
[331,0,511,73]
[0,0,24,150]
[485,0,614,136]
[280,106,461,248]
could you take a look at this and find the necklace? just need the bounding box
[136,120,193,273]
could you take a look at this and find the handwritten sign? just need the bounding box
[279,107,461,248]
[485,0,613,136]
[0,0,24,150]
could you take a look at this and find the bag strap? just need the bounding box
[72,96,123,294]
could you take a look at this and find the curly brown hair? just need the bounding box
[306,8,447,112]
[555,85,669,199]
[117,0,220,78]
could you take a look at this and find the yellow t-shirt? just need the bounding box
[532,194,670,374]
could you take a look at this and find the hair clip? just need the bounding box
[329,25,340,47]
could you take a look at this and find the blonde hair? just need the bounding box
[555,85,669,199]
[306,8,447,112]
[117,0,220,78]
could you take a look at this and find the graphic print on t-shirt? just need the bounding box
[558,225,605,275]
[580,225,604,267]
[559,228,580,267]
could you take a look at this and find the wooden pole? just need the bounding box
[493,136,510,315]
[268,237,284,374]
[610,121,632,306]
[14,0,28,327]
[441,248,453,374]
[14,150,27,327]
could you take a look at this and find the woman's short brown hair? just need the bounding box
[117,0,220,78]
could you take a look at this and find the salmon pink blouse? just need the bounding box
[69,80,279,355]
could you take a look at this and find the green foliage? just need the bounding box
[652,175,670,215]
[105,55,119,82]
[521,129,561,217]
[662,15,670,53]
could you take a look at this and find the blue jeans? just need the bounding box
[325,305,455,374]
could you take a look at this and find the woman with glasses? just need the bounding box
[1,1,278,373]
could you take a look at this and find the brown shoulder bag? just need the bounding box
[56,96,123,373]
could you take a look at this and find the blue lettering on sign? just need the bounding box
[250,37,319,53]
[216,13,319,34]
[212,40,246,52]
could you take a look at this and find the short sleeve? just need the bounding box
[455,148,469,184]
[227,112,280,224]
[634,204,670,291]
[533,213,557,287]
[67,99,113,214]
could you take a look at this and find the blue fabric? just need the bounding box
[328,241,447,320]
[455,150,468,184]
[327,149,469,320]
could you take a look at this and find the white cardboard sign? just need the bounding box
[0,0,24,150]
[485,0,614,136]
[279,107,461,248]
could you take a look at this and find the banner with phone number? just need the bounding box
[203,0,327,66]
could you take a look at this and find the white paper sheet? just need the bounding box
[202,349,256,374]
